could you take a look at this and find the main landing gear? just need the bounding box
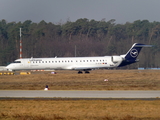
[78,71,83,74]
[85,71,90,74]
[78,71,90,74]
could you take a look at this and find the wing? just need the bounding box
[72,66,100,71]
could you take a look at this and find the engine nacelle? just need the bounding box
[111,56,123,63]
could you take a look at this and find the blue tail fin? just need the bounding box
[125,43,144,60]
[119,43,152,67]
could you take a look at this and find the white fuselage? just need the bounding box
[6,56,123,71]
[5,43,151,72]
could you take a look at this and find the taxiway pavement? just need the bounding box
[0,90,159,99]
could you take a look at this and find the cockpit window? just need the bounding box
[14,61,21,63]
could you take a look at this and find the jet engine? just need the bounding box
[111,56,123,63]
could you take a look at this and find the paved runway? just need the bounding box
[0,90,160,99]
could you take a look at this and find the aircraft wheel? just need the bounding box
[78,71,83,74]
[85,71,90,74]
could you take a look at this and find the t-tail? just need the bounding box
[119,43,152,67]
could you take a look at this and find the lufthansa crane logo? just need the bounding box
[130,49,138,57]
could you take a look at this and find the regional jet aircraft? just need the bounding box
[6,43,151,73]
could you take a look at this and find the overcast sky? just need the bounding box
[0,0,160,24]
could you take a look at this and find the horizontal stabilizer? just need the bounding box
[134,44,152,47]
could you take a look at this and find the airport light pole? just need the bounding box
[75,45,76,57]
[20,28,22,59]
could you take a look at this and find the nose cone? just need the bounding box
[5,65,13,71]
